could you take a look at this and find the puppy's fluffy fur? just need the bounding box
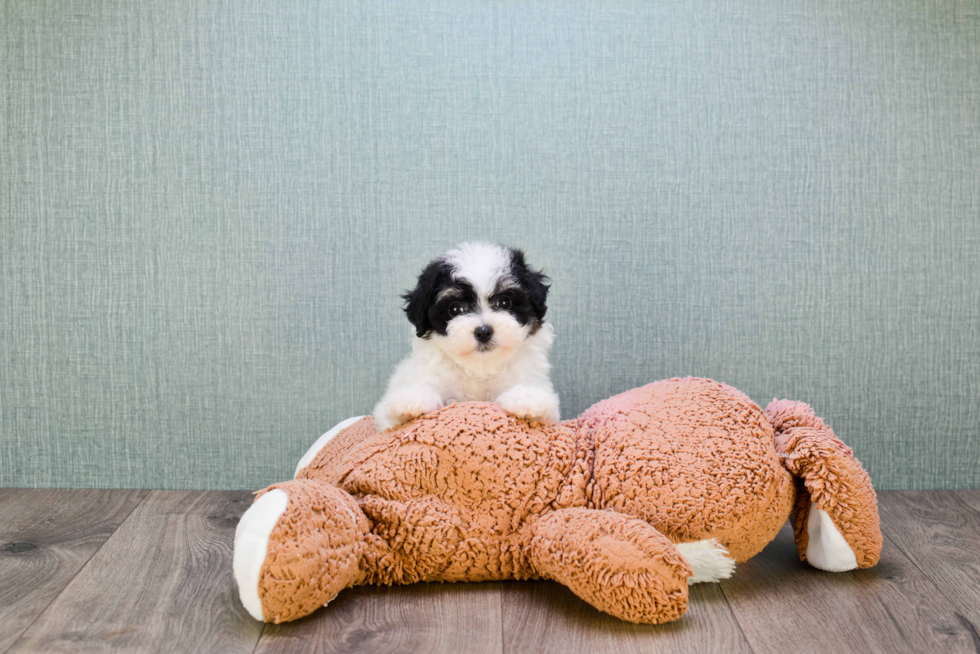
[373,242,560,430]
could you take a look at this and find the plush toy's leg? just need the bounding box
[528,508,702,624]
[354,494,465,585]
[233,479,370,623]
[767,399,882,571]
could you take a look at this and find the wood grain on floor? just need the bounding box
[1,489,978,654]
[257,582,503,654]
[0,489,147,653]
[501,578,752,654]
[877,491,980,634]
[4,491,260,654]
[720,521,976,654]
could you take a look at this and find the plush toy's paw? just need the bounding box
[529,508,691,624]
[234,480,368,623]
[767,398,882,570]
[373,388,444,430]
[803,507,859,571]
[495,385,560,422]
[234,489,290,622]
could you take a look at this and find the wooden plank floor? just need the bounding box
[1,490,979,654]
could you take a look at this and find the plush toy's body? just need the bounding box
[234,377,881,625]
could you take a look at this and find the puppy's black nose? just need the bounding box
[474,325,494,344]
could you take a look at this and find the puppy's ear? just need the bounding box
[402,259,451,338]
[509,249,550,322]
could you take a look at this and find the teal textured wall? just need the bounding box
[2,0,978,490]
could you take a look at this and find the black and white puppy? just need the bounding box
[373,242,560,430]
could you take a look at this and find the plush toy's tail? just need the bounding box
[766,399,882,571]
[675,539,737,584]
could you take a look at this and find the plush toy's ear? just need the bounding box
[509,248,550,322]
[402,259,452,338]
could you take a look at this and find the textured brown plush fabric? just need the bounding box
[255,480,369,622]
[245,377,881,624]
[767,399,882,568]
[529,508,692,624]
[578,379,795,563]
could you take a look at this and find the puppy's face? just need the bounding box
[403,243,549,372]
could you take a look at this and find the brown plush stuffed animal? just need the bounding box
[233,377,881,625]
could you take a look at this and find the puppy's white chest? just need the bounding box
[443,372,509,404]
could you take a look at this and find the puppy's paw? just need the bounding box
[374,388,444,430]
[495,385,560,423]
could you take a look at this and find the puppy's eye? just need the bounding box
[492,297,511,311]
[449,303,466,317]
